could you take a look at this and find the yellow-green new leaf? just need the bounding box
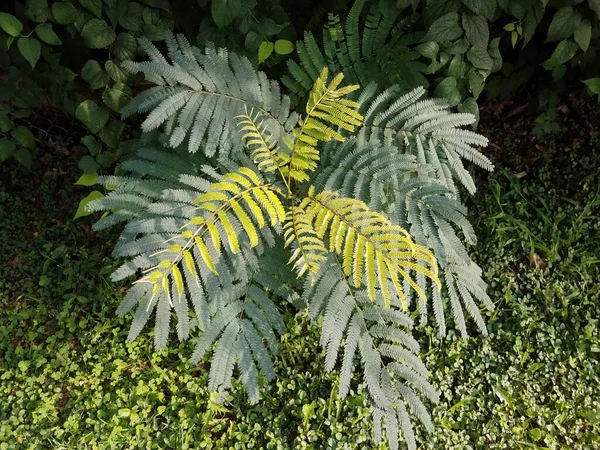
[303,189,439,310]
[172,265,184,303]
[285,68,363,184]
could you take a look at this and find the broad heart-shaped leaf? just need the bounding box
[11,125,36,149]
[111,32,137,61]
[99,120,126,147]
[574,20,591,53]
[546,7,582,43]
[0,12,23,37]
[81,60,110,90]
[102,82,132,112]
[590,0,600,19]
[258,41,274,63]
[74,190,104,219]
[0,137,16,163]
[79,0,103,18]
[119,2,144,32]
[78,155,100,174]
[81,18,116,48]
[17,38,41,69]
[105,60,128,82]
[416,41,439,59]
[81,135,102,155]
[583,78,600,94]
[14,147,32,169]
[274,39,294,55]
[467,45,493,70]
[543,39,578,69]
[35,23,62,45]
[426,12,463,42]
[75,100,109,133]
[434,76,461,106]
[211,0,241,28]
[462,13,489,47]
[461,0,495,20]
[26,0,49,23]
[52,1,79,24]
[0,114,13,133]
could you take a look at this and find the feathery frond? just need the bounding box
[284,67,363,183]
[121,34,298,159]
[300,187,439,309]
[303,259,439,450]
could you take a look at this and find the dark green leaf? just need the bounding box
[416,41,439,59]
[78,0,102,18]
[444,38,469,55]
[259,18,288,36]
[99,120,126,147]
[26,0,50,23]
[426,12,463,42]
[583,78,600,94]
[139,0,171,11]
[142,23,167,41]
[211,0,241,29]
[466,45,493,70]
[96,151,114,167]
[468,68,485,98]
[457,97,479,124]
[544,39,578,69]
[0,12,23,37]
[448,55,467,78]
[81,19,115,48]
[75,100,109,133]
[81,134,102,156]
[81,60,110,90]
[52,1,79,24]
[105,60,127,82]
[111,32,137,60]
[11,126,36,149]
[17,38,41,69]
[244,31,262,51]
[462,13,489,47]
[14,147,32,169]
[35,23,62,45]
[78,154,99,174]
[434,76,461,106]
[547,7,582,43]
[0,138,16,163]
[102,82,132,112]
[119,2,144,31]
[461,0,495,20]
[81,135,102,155]
[274,39,294,55]
[0,114,14,133]
[258,41,274,64]
[590,0,600,19]
[574,20,591,53]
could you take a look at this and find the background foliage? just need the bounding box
[1,124,599,449]
[1,0,600,448]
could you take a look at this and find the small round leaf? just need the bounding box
[274,39,294,55]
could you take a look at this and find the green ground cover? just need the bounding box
[1,129,599,449]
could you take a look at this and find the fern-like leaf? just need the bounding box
[300,187,439,309]
[284,67,363,183]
